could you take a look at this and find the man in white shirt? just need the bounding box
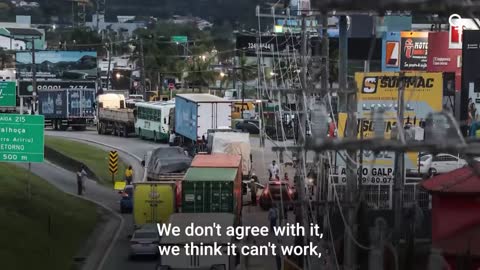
[268,160,280,180]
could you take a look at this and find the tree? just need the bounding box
[184,56,218,91]
[133,22,217,90]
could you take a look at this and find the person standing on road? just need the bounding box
[268,206,278,231]
[125,165,133,185]
[250,180,257,206]
[169,132,176,146]
[268,160,280,180]
[77,165,87,195]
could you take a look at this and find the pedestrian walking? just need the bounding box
[77,165,87,195]
[268,206,278,231]
[125,165,133,185]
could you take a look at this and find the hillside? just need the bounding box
[11,0,268,26]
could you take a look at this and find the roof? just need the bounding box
[421,165,480,195]
[176,93,231,103]
[184,167,237,182]
[135,101,174,110]
[434,224,480,257]
[191,154,241,168]
[6,28,42,36]
[160,213,234,245]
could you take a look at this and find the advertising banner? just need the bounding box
[382,32,401,72]
[449,14,480,49]
[461,30,480,126]
[0,81,16,107]
[16,51,97,80]
[332,72,443,184]
[400,31,429,71]
[426,31,462,92]
[235,34,300,57]
[18,80,96,97]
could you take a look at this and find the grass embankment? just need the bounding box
[0,163,98,270]
[45,136,127,186]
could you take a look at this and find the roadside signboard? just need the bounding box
[18,80,96,97]
[171,36,188,43]
[333,72,443,185]
[0,114,44,162]
[15,51,97,80]
[449,14,480,49]
[0,81,16,107]
[400,31,429,71]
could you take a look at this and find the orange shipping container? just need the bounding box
[191,153,242,170]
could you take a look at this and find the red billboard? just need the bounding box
[427,31,462,91]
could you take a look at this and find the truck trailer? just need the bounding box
[174,94,232,147]
[96,93,135,137]
[157,213,237,270]
[38,88,95,131]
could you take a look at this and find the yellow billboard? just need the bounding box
[356,72,443,120]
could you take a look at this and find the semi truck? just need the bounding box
[206,129,252,180]
[133,181,176,227]
[38,88,95,131]
[96,93,136,137]
[174,94,232,147]
[142,147,192,211]
[181,160,242,225]
[157,213,238,270]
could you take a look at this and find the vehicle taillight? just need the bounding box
[263,189,269,196]
[288,189,293,196]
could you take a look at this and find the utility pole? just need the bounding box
[294,14,309,269]
[318,12,329,225]
[106,40,112,91]
[31,37,37,115]
[393,72,406,245]
[340,14,358,270]
[139,38,147,100]
[241,50,246,119]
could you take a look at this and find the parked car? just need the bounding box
[119,185,134,213]
[259,181,296,211]
[129,224,160,259]
[419,153,467,176]
[235,119,260,134]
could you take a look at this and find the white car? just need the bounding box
[129,224,159,258]
[419,154,467,176]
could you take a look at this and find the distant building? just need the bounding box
[0,16,46,50]
[170,15,213,30]
[86,15,146,40]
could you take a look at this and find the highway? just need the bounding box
[45,129,320,270]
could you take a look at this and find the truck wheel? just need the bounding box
[60,125,69,131]
[54,120,59,131]
[123,126,128,137]
[138,128,144,139]
[153,131,157,142]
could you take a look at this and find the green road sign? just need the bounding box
[171,36,188,43]
[0,81,16,107]
[0,114,44,163]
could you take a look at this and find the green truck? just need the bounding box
[181,167,242,225]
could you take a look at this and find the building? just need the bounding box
[86,15,146,40]
[0,16,45,50]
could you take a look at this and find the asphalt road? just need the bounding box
[45,129,327,270]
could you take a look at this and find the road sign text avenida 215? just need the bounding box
[0,114,44,162]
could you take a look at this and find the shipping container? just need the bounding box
[38,88,95,131]
[133,181,176,227]
[174,94,232,143]
[181,167,242,224]
[191,153,242,169]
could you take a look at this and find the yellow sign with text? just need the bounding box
[356,72,443,119]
